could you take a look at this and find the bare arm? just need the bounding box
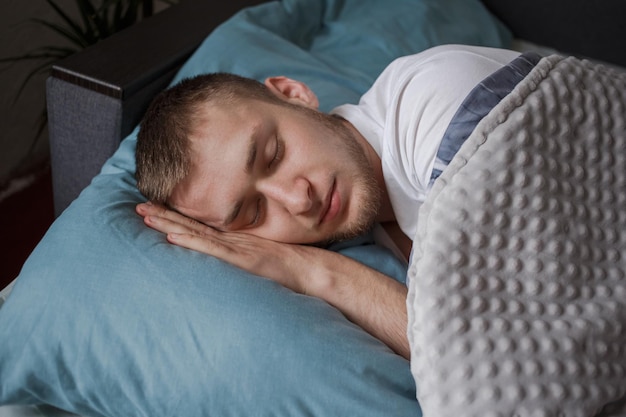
[305,247,409,359]
[136,203,409,359]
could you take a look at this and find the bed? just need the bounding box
[1,0,625,416]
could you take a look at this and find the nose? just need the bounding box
[258,176,313,215]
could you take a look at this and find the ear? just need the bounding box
[264,76,320,109]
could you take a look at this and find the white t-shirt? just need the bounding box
[332,45,520,239]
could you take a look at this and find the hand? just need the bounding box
[135,202,323,293]
[135,202,410,358]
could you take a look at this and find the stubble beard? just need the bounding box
[325,168,381,245]
[311,111,382,246]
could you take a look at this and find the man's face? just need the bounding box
[169,99,381,245]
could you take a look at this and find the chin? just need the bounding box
[319,221,376,248]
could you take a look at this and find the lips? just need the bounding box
[319,178,341,225]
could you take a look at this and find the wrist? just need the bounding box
[288,246,340,297]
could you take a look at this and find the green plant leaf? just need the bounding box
[43,0,95,46]
[75,0,101,41]
[1,0,183,172]
[31,18,89,48]
[9,58,59,104]
[112,0,125,31]
[76,0,110,41]
[0,47,77,64]
[116,0,140,32]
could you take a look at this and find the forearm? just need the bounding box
[304,249,410,359]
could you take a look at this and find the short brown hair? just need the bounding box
[135,73,283,205]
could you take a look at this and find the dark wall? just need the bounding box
[481,0,626,67]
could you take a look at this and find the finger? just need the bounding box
[169,230,267,262]
[144,214,214,237]
[167,232,237,259]
[137,202,209,233]
[136,202,152,216]
[167,231,308,293]
[136,202,172,218]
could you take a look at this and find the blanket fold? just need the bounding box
[407,55,626,417]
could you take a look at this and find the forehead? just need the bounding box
[169,102,266,225]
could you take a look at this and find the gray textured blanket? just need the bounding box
[407,55,626,416]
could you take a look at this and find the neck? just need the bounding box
[339,118,396,223]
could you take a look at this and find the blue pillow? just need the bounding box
[0,0,511,416]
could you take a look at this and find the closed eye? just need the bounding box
[269,134,284,169]
[249,198,262,227]
[249,135,283,227]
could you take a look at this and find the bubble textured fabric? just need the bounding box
[407,55,626,417]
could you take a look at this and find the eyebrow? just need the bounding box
[244,136,257,175]
[224,134,258,227]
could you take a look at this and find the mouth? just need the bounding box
[319,178,341,225]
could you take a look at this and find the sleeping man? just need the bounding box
[135,44,537,359]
